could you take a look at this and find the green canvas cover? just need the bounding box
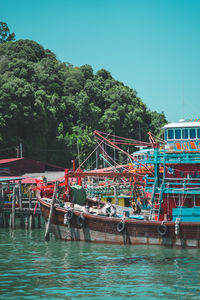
[70,184,86,206]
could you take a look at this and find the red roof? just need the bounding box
[21,177,37,184]
[0,158,22,164]
[0,176,38,184]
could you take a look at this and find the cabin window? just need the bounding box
[190,128,196,139]
[168,129,174,140]
[197,129,200,138]
[175,129,181,139]
[182,128,188,139]
[164,130,167,140]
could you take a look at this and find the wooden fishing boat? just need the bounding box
[38,195,200,248]
[38,119,200,248]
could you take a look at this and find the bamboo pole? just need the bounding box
[44,181,58,241]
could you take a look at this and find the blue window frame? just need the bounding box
[197,128,200,139]
[168,129,174,140]
[175,129,181,139]
[190,128,196,139]
[164,130,167,140]
[182,128,188,139]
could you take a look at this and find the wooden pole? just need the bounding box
[0,186,3,210]
[38,214,41,228]
[29,214,32,229]
[114,184,118,205]
[20,213,25,228]
[29,190,32,209]
[18,182,22,208]
[44,181,58,241]
[10,186,16,229]
[25,216,29,229]
[29,214,35,229]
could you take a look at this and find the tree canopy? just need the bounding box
[0,37,167,168]
[0,22,15,43]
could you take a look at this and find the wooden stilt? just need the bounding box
[29,214,32,229]
[29,191,32,209]
[25,216,29,229]
[0,212,3,226]
[32,214,35,229]
[0,186,4,210]
[38,215,41,228]
[29,214,35,229]
[44,181,58,241]
[20,214,25,228]
[18,183,22,208]
[11,186,16,229]
[4,212,9,227]
[9,213,12,228]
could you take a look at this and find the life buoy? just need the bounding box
[77,215,85,227]
[157,223,167,236]
[117,221,125,233]
[66,209,73,220]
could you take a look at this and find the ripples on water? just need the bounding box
[0,227,200,299]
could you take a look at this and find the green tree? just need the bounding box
[0,22,15,43]
[0,38,167,166]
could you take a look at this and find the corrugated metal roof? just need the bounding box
[0,176,24,182]
[163,121,200,129]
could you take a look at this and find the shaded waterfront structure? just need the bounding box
[0,157,65,229]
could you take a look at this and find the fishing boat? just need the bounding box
[38,120,200,248]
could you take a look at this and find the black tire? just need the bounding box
[158,224,167,236]
[117,221,125,233]
[77,215,85,227]
[67,209,73,220]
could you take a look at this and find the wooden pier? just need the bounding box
[0,182,41,229]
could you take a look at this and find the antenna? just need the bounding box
[182,77,184,119]
[20,143,23,158]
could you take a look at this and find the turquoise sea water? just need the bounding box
[0,226,200,299]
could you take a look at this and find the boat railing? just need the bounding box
[145,150,200,165]
[146,176,200,195]
[86,182,132,196]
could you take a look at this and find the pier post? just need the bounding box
[29,214,35,229]
[29,190,32,209]
[10,186,16,229]
[25,216,29,229]
[3,212,9,227]
[0,185,4,209]
[37,214,41,228]
[44,181,58,241]
[29,214,32,229]
[20,213,25,228]
[18,182,22,208]
[0,186,4,226]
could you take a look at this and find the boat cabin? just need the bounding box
[163,118,200,151]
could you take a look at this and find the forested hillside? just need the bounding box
[0,38,167,168]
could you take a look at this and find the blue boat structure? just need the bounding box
[38,119,200,248]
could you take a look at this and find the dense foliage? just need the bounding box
[0,22,15,43]
[0,38,167,168]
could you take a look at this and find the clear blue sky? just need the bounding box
[1,0,200,122]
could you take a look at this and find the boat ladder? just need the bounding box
[150,178,165,220]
